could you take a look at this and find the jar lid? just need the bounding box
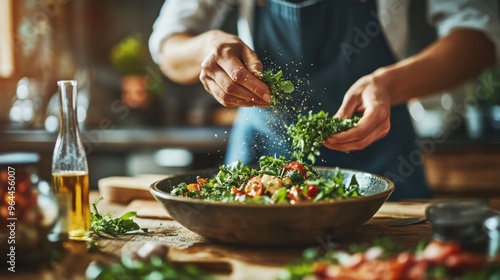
[485,215,500,232]
[426,199,489,225]
[426,199,489,243]
[0,152,40,166]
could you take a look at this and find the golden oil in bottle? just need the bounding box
[51,171,90,240]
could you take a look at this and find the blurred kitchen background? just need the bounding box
[0,0,499,197]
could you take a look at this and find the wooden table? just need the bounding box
[9,194,496,280]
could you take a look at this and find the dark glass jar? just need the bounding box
[426,199,490,253]
[0,152,60,268]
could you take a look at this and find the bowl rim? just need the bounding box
[149,167,394,208]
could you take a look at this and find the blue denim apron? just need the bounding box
[226,0,431,200]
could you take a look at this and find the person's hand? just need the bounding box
[199,30,271,107]
[323,74,392,152]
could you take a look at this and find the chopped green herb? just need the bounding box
[91,197,148,235]
[86,256,213,280]
[170,156,359,204]
[262,69,295,107]
[287,110,360,164]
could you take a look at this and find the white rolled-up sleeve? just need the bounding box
[427,0,500,60]
[148,0,235,64]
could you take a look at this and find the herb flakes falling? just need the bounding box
[261,69,295,107]
[287,110,360,164]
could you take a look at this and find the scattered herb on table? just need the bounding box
[286,110,360,164]
[86,247,212,280]
[262,69,295,107]
[87,241,100,253]
[91,197,148,235]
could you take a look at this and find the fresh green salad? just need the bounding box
[170,156,360,204]
[287,110,360,164]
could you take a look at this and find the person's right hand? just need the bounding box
[199,30,271,107]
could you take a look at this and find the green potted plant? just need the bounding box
[110,34,160,108]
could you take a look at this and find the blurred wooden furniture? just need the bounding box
[0,127,229,188]
[423,138,500,197]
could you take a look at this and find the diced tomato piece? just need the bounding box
[445,252,485,274]
[244,178,264,197]
[402,259,428,280]
[288,186,302,204]
[231,187,244,196]
[284,161,308,179]
[422,241,461,263]
[387,252,412,280]
[196,177,209,186]
[186,177,208,195]
[313,262,329,277]
[186,178,204,195]
[306,184,319,198]
[186,183,200,192]
[345,252,365,268]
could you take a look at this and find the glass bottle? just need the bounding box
[51,80,90,241]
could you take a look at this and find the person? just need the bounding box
[149,0,500,201]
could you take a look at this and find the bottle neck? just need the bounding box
[58,81,80,138]
[53,80,88,173]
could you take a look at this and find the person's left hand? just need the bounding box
[323,74,392,152]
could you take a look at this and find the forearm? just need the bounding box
[374,29,496,105]
[158,32,213,85]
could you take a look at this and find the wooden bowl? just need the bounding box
[150,167,394,246]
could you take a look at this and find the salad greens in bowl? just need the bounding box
[149,156,394,246]
[169,156,361,204]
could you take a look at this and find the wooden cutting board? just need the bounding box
[125,199,172,220]
[98,174,169,204]
[374,201,429,218]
